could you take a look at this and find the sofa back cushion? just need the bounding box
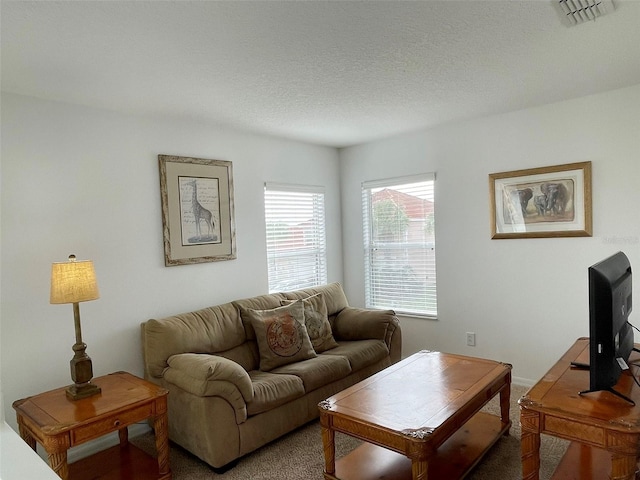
[280,282,349,316]
[143,301,252,378]
[232,293,287,340]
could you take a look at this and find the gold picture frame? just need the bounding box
[489,161,592,239]
[159,155,236,265]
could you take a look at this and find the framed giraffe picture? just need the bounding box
[159,155,236,265]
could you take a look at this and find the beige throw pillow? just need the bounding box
[243,300,316,371]
[283,293,338,353]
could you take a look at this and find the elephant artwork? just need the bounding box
[502,187,533,224]
[540,182,570,217]
[489,161,591,239]
[502,179,574,225]
[534,195,547,216]
[512,188,533,216]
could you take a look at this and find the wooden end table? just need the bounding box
[319,350,512,480]
[520,337,640,480]
[12,371,171,480]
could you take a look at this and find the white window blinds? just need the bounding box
[362,174,437,317]
[265,183,327,293]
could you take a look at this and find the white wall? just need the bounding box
[2,84,640,431]
[0,93,343,427]
[340,84,640,385]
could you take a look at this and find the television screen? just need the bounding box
[580,251,634,404]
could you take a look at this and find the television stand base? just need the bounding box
[579,387,635,406]
[569,361,589,369]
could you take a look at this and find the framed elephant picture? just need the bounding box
[159,155,236,265]
[489,161,592,239]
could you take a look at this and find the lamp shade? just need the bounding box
[50,256,100,304]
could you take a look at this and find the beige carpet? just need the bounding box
[132,384,568,479]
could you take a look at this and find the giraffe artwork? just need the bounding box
[178,177,221,245]
[159,155,236,265]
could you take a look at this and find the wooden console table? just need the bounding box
[520,337,640,480]
[12,371,171,480]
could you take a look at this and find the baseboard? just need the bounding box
[512,376,535,388]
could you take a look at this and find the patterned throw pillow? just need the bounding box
[283,293,338,353]
[243,300,316,371]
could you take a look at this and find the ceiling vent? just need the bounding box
[555,0,615,26]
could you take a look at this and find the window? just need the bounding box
[362,174,437,317]
[265,183,327,293]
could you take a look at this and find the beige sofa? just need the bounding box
[141,282,401,470]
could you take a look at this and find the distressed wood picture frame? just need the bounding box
[489,161,592,239]
[159,155,236,265]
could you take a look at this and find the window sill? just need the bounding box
[395,312,438,321]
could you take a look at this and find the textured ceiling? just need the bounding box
[2,1,640,148]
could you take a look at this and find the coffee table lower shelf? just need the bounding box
[325,412,509,480]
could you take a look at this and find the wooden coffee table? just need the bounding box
[318,350,512,480]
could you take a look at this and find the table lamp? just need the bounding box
[50,254,102,400]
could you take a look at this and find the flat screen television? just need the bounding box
[578,251,635,404]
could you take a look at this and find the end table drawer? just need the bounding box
[72,403,153,444]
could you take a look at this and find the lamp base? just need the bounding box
[68,338,100,400]
[66,382,101,401]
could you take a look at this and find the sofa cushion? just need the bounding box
[271,354,351,393]
[242,300,317,371]
[165,353,253,401]
[214,342,260,373]
[233,293,286,341]
[143,301,248,378]
[247,371,305,416]
[321,339,390,373]
[282,293,338,354]
[280,282,349,317]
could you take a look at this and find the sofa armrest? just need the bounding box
[164,353,254,402]
[334,307,402,363]
[334,307,399,343]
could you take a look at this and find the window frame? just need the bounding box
[362,173,437,318]
[264,182,328,293]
